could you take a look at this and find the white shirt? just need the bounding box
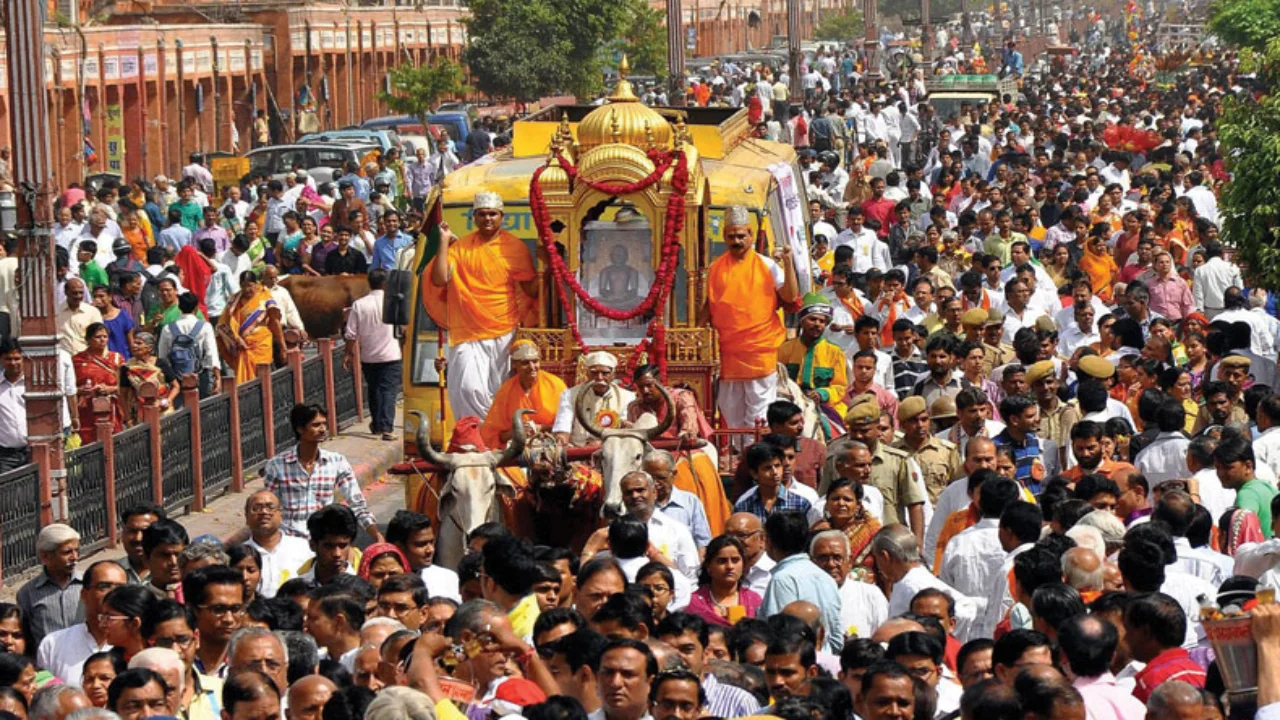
[268,285,305,331]
[55,221,85,251]
[219,251,252,293]
[1192,257,1242,311]
[1172,537,1233,587]
[744,553,776,597]
[1133,432,1191,488]
[158,314,221,371]
[345,290,401,364]
[834,228,891,273]
[1251,307,1280,360]
[37,623,109,687]
[1001,305,1047,345]
[1058,324,1101,357]
[647,510,700,582]
[0,375,26,449]
[1193,466,1236,525]
[551,383,636,446]
[1161,569,1215,647]
[888,565,978,641]
[934,679,963,719]
[1215,309,1277,363]
[924,475,972,570]
[939,517,1005,618]
[247,534,315,599]
[976,542,1035,642]
[420,564,462,602]
[1183,185,1218,225]
[839,578,889,640]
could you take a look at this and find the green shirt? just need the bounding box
[1237,479,1279,538]
[80,261,108,291]
[175,200,203,233]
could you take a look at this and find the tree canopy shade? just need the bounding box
[814,8,865,41]
[1208,0,1280,286]
[377,59,469,119]
[463,0,659,101]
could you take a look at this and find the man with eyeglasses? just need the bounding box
[886,631,961,717]
[374,574,427,631]
[648,669,706,720]
[37,560,126,688]
[722,513,774,597]
[243,490,314,599]
[552,351,635,447]
[183,565,247,678]
[142,598,222,720]
[225,628,289,701]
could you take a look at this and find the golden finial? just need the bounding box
[644,120,655,150]
[673,115,690,150]
[609,55,639,103]
[609,109,621,143]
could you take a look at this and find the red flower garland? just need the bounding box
[529,149,689,379]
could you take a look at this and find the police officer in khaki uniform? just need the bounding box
[981,308,1017,378]
[1193,354,1251,434]
[893,396,962,505]
[1027,359,1080,471]
[844,394,928,543]
[960,307,987,347]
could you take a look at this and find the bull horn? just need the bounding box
[494,408,532,466]
[411,411,456,472]
[643,383,676,442]
[575,387,605,439]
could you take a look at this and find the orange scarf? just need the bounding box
[961,289,992,311]
[1078,245,1117,303]
[876,291,909,346]
[837,292,865,319]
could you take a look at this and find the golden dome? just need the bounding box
[575,56,673,153]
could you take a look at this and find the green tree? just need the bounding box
[464,0,630,101]
[814,7,865,41]
[613,0,668,81]
[1208,0,1280,286]
[377,59,469,120]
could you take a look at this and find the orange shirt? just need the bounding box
[1062,458,1137,484]
[707,249,785,381]
[123,226,150,262]
[480,371,567,449]
[424,229,536,345]
[933,505,980,571]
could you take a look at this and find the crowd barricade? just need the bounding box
[0,338,366,584]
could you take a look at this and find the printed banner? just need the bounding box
[105,104,125,174]
[767,162,812,294]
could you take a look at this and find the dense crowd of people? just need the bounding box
[3,6,1280,720]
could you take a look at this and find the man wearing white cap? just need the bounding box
[552,351,636,446]
[704,205,800,428]
[425,191,537,421]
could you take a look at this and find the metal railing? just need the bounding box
[272,365,298,454]
[0,339,365,584]
[161,408,196,515]
[239,378,268,469]
[200,393,234,500]
[114,423,154,523]
[0,464,42,576]
[66,442,110,555]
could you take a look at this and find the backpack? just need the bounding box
[140,270,174,322]
[166,321,204,377]
[810,115,833,151]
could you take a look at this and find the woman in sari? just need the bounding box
[811,478,881,582]
[1220,507,1266,557]
[242,220,272,273]
[1079,230,1119,303]
[218,271,281,384]
[686,535,761,627]
[121,332,181,422]
[1043,243,1074,290]
[72,322,125,442]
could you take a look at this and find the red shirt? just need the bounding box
[862,197,897,238]
[1132,648,1206,702]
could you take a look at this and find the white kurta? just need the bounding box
[552,382,637,446]
[888,565,978,642]
[939,518,1006,619]
[718,374,779,429]
[839,578,889,641]
[1133,432,1192,488]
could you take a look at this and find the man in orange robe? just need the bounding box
[425,191,537,420]
[480,340,567,449]
[704,205,800,428]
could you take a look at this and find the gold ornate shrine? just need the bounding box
[403,58,810,447]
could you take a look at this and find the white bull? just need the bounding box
[574,383,675,518]
[411,409,529,570]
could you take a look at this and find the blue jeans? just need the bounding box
[362,360,402,434]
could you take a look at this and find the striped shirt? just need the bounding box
[891,349,928,399]
[992,429,1046,495]
[703,673,762,718]
[261,448,377,538]
[1132,648,1205,703]
[734,484,812,522]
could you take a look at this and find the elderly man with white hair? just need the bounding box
[552,350,636,446]
[704,204,800,428]
[17,524,84,649]
[128,648,186,715]
[1061,547,1105,599]
[365,686,437,720]
[809,528,888,640]
[428,190,538,421]
[29,684,92,720]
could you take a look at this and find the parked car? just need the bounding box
[299,128,400,154]
[244,142,380,184]
[361,115,426,135]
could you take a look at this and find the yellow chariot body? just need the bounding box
[400,64,811,458]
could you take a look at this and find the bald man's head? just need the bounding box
[964,437,998,473]
[782,601,824,641]
[286,675,337,720]
[871,618,925,644]
[725,512,766,564]
[1061,548,1103,592]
